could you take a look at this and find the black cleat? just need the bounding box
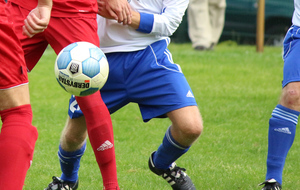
[259,179,282,190]
[44,176,78,190]
[148,152,196,190]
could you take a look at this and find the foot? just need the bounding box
[194,46,207,51]
[194,43,214,51]
[259,178,282,190]
[44,176,78,190]
[148,152,196,190]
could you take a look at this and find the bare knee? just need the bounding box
[180,119,203,140]
[280,83,300,111]
[63,130,86,146]
[171,117,203,147]
[168,106,203,146]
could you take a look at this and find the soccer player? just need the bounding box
[0,0,51,189]
[49,0,203,189]
[5,0,131,189]
[259,0,300,189]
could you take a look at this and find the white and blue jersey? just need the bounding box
[68,0,196,122]
[97,0,189,53]
[282,0,300,87]
[293,0,300,26]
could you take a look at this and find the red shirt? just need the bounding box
[9,0,97,17]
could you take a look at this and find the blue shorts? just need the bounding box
[282,25,300,88]
[68,39,197,122]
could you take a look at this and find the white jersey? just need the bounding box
[97,0,189,53]
[293,0,300,26]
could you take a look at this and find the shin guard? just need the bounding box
[0,104,38,189]
[75,93,119,189]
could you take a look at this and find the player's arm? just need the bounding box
[129,0,188,36]
[97,0,132,25]
[22,0,52,38]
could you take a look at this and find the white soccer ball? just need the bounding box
[54,41,109,96]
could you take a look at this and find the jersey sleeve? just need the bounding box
[137,0,188,37]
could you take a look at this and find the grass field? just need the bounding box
[20,42,300,189]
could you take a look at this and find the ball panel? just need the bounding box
[63,42,78,51]
[70,42,99,62]
[70,46,90,62]
[82,58,100,78]
[90,48,105,61]
[56,51,72,69]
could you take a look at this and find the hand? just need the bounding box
[22,4,51,38]
[97,0,132,25]
[97,1,116,20]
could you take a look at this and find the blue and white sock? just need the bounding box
[58,141,86,183]
[266,104,299,185]
[153,127,190,169]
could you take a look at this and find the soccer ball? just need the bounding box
[54,41,109,96]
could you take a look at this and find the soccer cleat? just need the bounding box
[44,176,78,190]
[259,179,282,190]
[148,152,196,190]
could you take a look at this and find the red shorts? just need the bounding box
[0,2,28,89]
[5,2,100,71]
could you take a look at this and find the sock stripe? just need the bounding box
[58,151,84,160]
[166,127,186,150]
[272,107,299,125]
[58,142,86,160]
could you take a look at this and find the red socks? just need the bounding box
[0,104,38,189]
[0,95,118,189]
[75,92,119,189]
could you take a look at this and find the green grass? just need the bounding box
[19,42,300,189]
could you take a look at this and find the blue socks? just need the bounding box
[266,104,299,185]
[153,127,190,169]
[58,142,86,183]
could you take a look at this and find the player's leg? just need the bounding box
[0,12,37,189]
[167,106,202,147]
[149,106,202,190]
[46,95,118,190]
[262,83,300,188]
[0,87,38,189]
[44,17,119,190]
[151,106,202,168]
[128,39,203,189]
[75,93,118,190]
[46,96,119,190]
[261,26,300,190]
[60,117,87,152]
[261,86,300,190]
[44,102,87,190]
[57,117,87,189]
